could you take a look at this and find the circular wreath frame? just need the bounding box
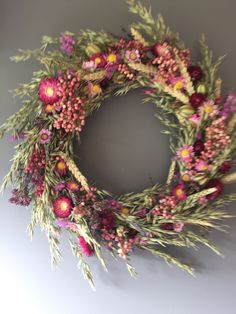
[1,0,236,287]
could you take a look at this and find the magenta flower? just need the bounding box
[59,32,75,56]
[91,53,107,68]
[38,78,59,104]
[78,236,94,257]
[66,181,81,192]
[53,196,72,218]
[172,183,187,201]
[54,182,66,191]
[39,129,51,144]
[55,159,68,176]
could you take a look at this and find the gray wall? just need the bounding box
[1,0,236,313]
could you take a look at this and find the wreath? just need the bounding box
[1,0,236,287]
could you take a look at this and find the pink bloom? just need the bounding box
[39,129,51,144]
[53,196,72,218]
[201,100,219,117]
[66,181,81,192]
[82,60,97,71]
[189,114,200,126]
[88,82,102,97]
[198,196,208,205]
[177,144,194,162]
[125,49,140,62]
[38,78,59,104]
[173,222,184,232]
[170,76,185,90]
[195,160,209,172]
[78,236,94,257]
[57,219,78,231]
[172,183,187,201]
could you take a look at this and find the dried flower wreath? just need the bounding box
[1,0,236,287]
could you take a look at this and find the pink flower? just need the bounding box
[78,236,94,257]
[172,183,187,201]
[39,129,51,144]
[66,181,81,192]
[53,196,72,218]
[201,100,218,117]
[82,60,97,71]
[57,219,78,231]
[125,49,140,62]
[173,222,184,233]
[38,78,59,104]
[189,114,200,126]
[195,160,209,172]
[88,82,102,97]
[170,76,185,90]
[177,144,194,162]
[198,196,208,205]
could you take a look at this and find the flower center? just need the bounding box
[107,54,117,63]
[182,173,190,181]
[41,134,49,140]
[57,161,66,170]
[174,81,184,90]
[129,52,137,60]
[60,201,69,211]
[181,149,189,157]
[95,57,101,64]
[175,188,184,197]
[45,86,54,97]
[45,104,54,112]
[92,84,101,94]
[204,105,213,114]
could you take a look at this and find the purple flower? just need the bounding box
[105,198,122,211]
[220,93,236,118]
[59,32,75,56]
[9,188,31,206]
[137,207,148,218]
[9,132,26,142]
[54,182,66,191]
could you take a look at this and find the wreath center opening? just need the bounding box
[74,89,172,195]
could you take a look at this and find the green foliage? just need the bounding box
[199,34,226,97]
